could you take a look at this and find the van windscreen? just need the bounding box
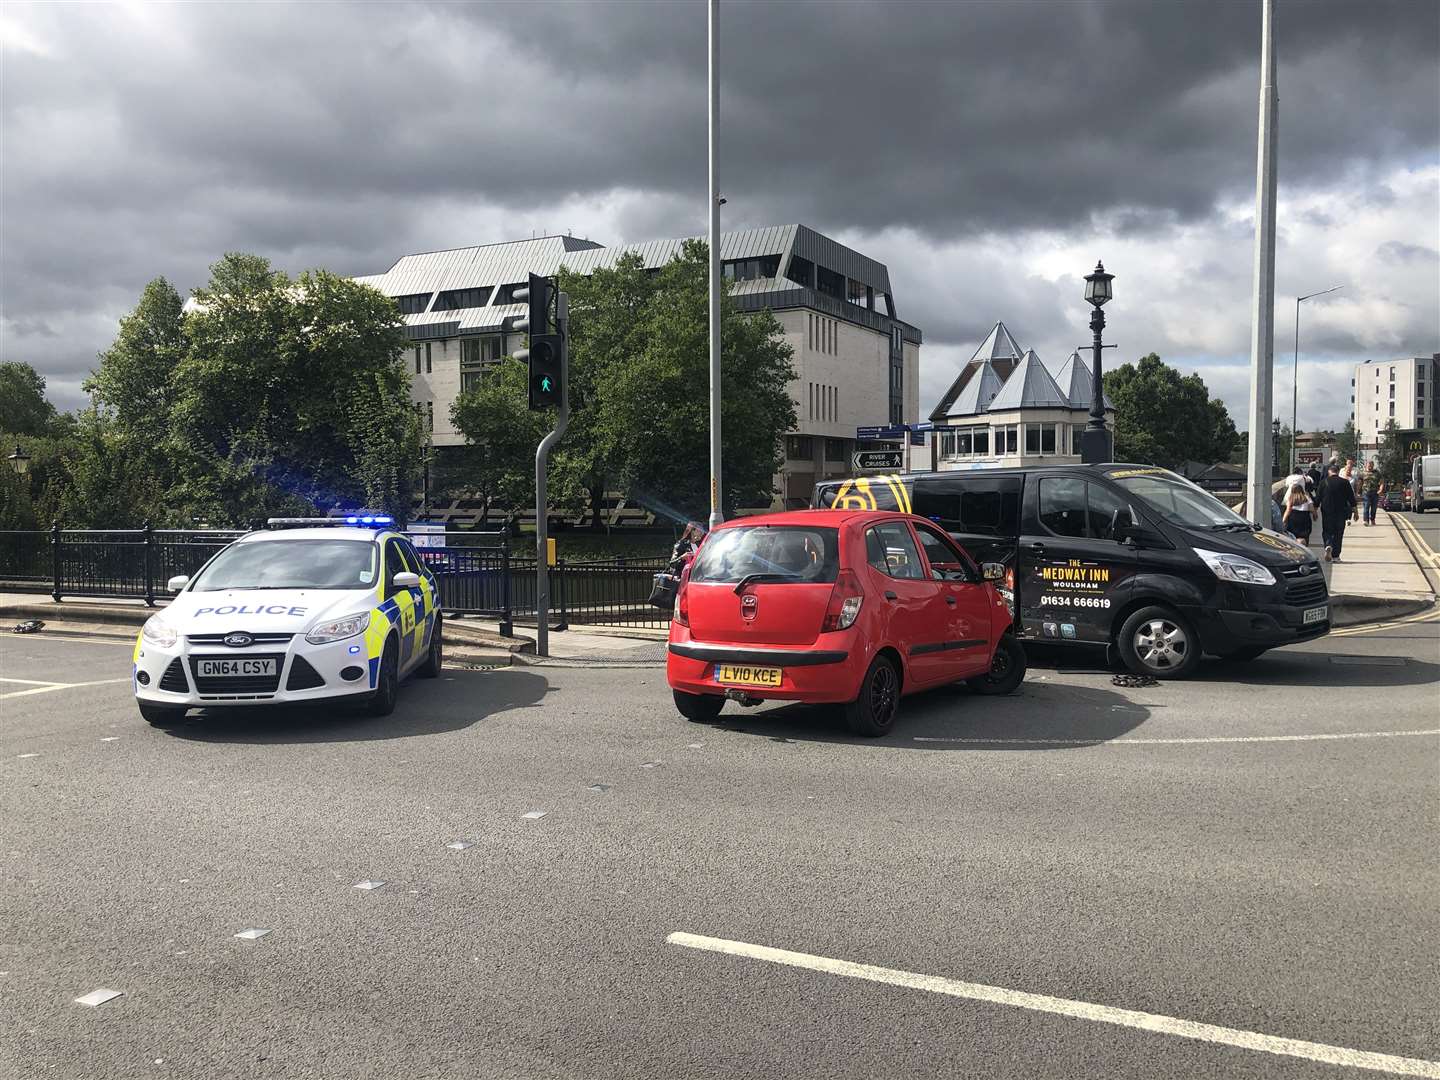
[689,526,839,584]
[1112,473,1250,529]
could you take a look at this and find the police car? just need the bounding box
[132,517,442,726]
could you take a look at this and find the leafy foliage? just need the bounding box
[0,362,59,437]
[1103,353,1239,468]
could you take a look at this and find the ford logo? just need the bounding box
[223,632,254,648]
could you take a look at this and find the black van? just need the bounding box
[814,465,1330,678]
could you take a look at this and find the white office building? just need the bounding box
[1350,355,1436,447]
[928,321,1113,470]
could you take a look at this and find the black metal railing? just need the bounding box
[0,525,673,631]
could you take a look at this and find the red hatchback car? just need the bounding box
[666,509,1024,736]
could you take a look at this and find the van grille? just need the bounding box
[189,653,285,695]
[1284,577,1328,606]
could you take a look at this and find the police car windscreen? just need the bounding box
[689,526,839,584]
[1112,473,1249,529]
[192,539,379,591]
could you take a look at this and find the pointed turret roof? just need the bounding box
[987,349,1070,411]
[948,360,1005,417]
[929,321,1026,420]
[1054,349,1114,410]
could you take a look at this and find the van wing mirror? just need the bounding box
[981,562,1005,582]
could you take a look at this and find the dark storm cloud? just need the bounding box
[1,0,1435,407]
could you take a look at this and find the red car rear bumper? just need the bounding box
[665,633,869,704]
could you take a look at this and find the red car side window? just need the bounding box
[912,522,977,582]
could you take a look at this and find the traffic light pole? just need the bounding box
[535,292,569,658]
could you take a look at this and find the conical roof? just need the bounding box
[988,349,1070,411]
[948,360,1005,416]
[1054,350,1114,410]
[929,321,1026,419]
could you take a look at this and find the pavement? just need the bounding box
[1315,508,1435,622]
[3,611,1438,1079]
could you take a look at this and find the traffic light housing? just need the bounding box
[526,333,563,410]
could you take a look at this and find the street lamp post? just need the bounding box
[7,443,30,476]
[1079,261,1115,464]
[1291,284,1344,471]
[1272,418,1282,478]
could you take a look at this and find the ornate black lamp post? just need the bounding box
[1080,261,1115,464]
[7,443,30,476]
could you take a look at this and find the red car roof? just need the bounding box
[716,508,914,529]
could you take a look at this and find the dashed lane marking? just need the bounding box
[0,677,131,700]
[912,729,1440,747]
[666,932,1440,1078]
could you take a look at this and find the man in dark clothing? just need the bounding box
[1306,463,1324,495]
[1318,463,1357,561]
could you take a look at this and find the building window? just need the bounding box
[435,287,492,311]
[786,435,814,461]
[1390,367,1395,380]
[888,326,903,428]
[1390,384,1396,398]
[825,437,847,463]
[493,282,528,306]
[414,347,422,374]
[816,264,845,301]
[995,424,1018,455]
[1024,423,1058,455]
[425,342,433,374]
[1389,401,1395,416]
[847,278,868,309]
[786,254,816,289]
[396,293,431,315]
[722,256,780,282]
[425,401,434,433]
[460,335,504,391]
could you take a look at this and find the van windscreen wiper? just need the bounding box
[732,572,801,594]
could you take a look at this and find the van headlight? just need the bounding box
[141,615,178,648]
[305,612,371,645]
[1193,548,1275,586]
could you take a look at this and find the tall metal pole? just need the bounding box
[707,0,723,530]
[1291,284,1344,472]
[1244,0,1279,526]
[535,292,570,658]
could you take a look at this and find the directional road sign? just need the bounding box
[857,425,907,440]
[853,450,905,471]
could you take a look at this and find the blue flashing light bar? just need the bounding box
[344,515,393,526]
[266,515,394,529]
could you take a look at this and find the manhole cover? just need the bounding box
[1329,656,1406,666]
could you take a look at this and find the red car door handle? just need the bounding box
[884,590,898,601]
[945,595,957,606]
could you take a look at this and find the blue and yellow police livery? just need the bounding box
[131,518,442,726]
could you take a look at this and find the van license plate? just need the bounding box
[1303,605,1328,625]
[196,658,277,677]
[716,664,782,688]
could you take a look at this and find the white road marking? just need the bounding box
[73,988,123,1007]
[667,932,1440,1078]
[912,729,1440,747]
[0,677,131,701]
[0,677,59,686]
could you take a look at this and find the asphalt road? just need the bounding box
[3,620,1438,1080]
[1404,506,1440,553]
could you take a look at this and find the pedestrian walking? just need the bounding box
[1318,462,1357,562]
[648,522,706,612]
[1361,462,1384,526]
[1282,483,1314,545]
[1342,458,1361,523]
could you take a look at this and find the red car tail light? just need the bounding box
[822,568,864,632]
[675,580,690,627]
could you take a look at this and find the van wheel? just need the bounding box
[844,655,900,737]
[673,690,723,723]
[1117,605,1200,679]
[368,640,399,716]
[967,635,1027,695]
[139,703,187,727]
[1220,646,1268,662]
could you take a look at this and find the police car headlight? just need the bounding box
[1193,548,1276,586]
[305,612,371,645]
[141,615,178,648]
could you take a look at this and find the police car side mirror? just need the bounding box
[393,571,422,588]
[167,575,190,592]
[981,562,1005,582]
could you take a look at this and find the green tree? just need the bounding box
[0,361,59,436]
[1336,420,1360,463]
[87,277,187,438]
[1374,419,1409,487]
[1103,354,1239,469]
[171,254,423,522]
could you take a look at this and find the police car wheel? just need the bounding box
[368,640,399,716]
[844,654,900,737]
[967,634,1027,695]
[418,617,443,678]
[673,689,724,723]
[139,702,187,727]
[1117,605,1200,679]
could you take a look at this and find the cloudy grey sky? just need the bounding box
[2,0,1437,432]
